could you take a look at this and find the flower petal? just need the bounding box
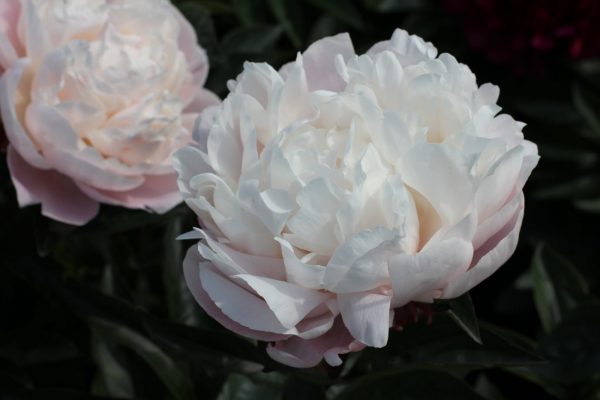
[267,317,365,368]
[389,238,473,307]
[0,60,49,169]
[338,291,392,348]
[442,203,524,299]
[233,274,332,330]
[182,246,289,342]
[77,173,181,214]
[402,143,474,225]
[300,33,355,92]
[7,146,99,225]
[324,227,400,294]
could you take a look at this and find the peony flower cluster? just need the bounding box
[176,29,539,368]
[0,0,218,225]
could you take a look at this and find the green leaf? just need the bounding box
[162,216,199,326]
[333,370,486,400]
[362,0,435,12]
[362,314,543,369]
[90,318,195,400]
[506,304,600,397]
[305,0,364,30]
[90,331,134,398]
[217,373,285,400]
[537,304,600,382]
[531,244,591,332]
[232,0,265,26]
[266,0,303,48]
[474,374,509,400]
[177,2,221,60]
[142,319,267,371]
[575,197,600,213]
[532,174,600,200]
[444,293,482,345]
[513,98,580,126]
[573,83,600,137]
[307,15,339,44]
[221,26,284,55]
[282,376,326,400]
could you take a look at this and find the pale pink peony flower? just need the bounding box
[174,29,539,368]
[0,0,219,225]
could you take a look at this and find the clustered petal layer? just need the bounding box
[0,0,218,224]
[175,29,539,367]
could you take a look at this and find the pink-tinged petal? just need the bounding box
[7,146,99,225]
[402,143,474,226]
[0,0,22,70]
[367,28,437,61]
[277,237,326,290]
[25,103,79,149]
[196,229,287,280]
[267,317,365,368]
[300,33,355,92]
[475,146,523,222]
[233,274,332,330]
[0,60,49,170]
[182,247,289,342]
[278,55,312,129]
[183,89,221,114]
[174,8,208,85]
[473,192,523,251]
[200,262,295,335]
[185,174,281,257]
[76,173,181,214]
[173,145,213,196]
[44,146,144,191]
[324,227,400,294]
[442,204,525,299]
[338,292,392,348]
[295,308,337,340]
[173,7,210,109]
[518,141,540,189]
[389,238,473,308]
[22,0,51,66]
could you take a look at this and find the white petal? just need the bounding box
[182,247,288,341]
[476,146,523,221]
[22,0,51,65]
[324,227,400,293]
[233,274,331,329]
[196,228,286,280]
[44,146,145,191]
[389,238,473,307]
[0,60,49,169]
[338,292,391,348]
[301,33,355,91]
[402,143,474,225]
[442,205,524,299]
[238,180,295,236]
[474,192,523,251]
[277,237,326,290]
[200,263,291,334]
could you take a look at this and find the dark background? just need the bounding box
[1,0,599,399]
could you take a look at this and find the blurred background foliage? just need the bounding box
[1,0,600,399]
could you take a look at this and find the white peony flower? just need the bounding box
[174,29,539,368]
[0,0,219,225]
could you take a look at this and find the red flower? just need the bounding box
[446,0,600,72]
